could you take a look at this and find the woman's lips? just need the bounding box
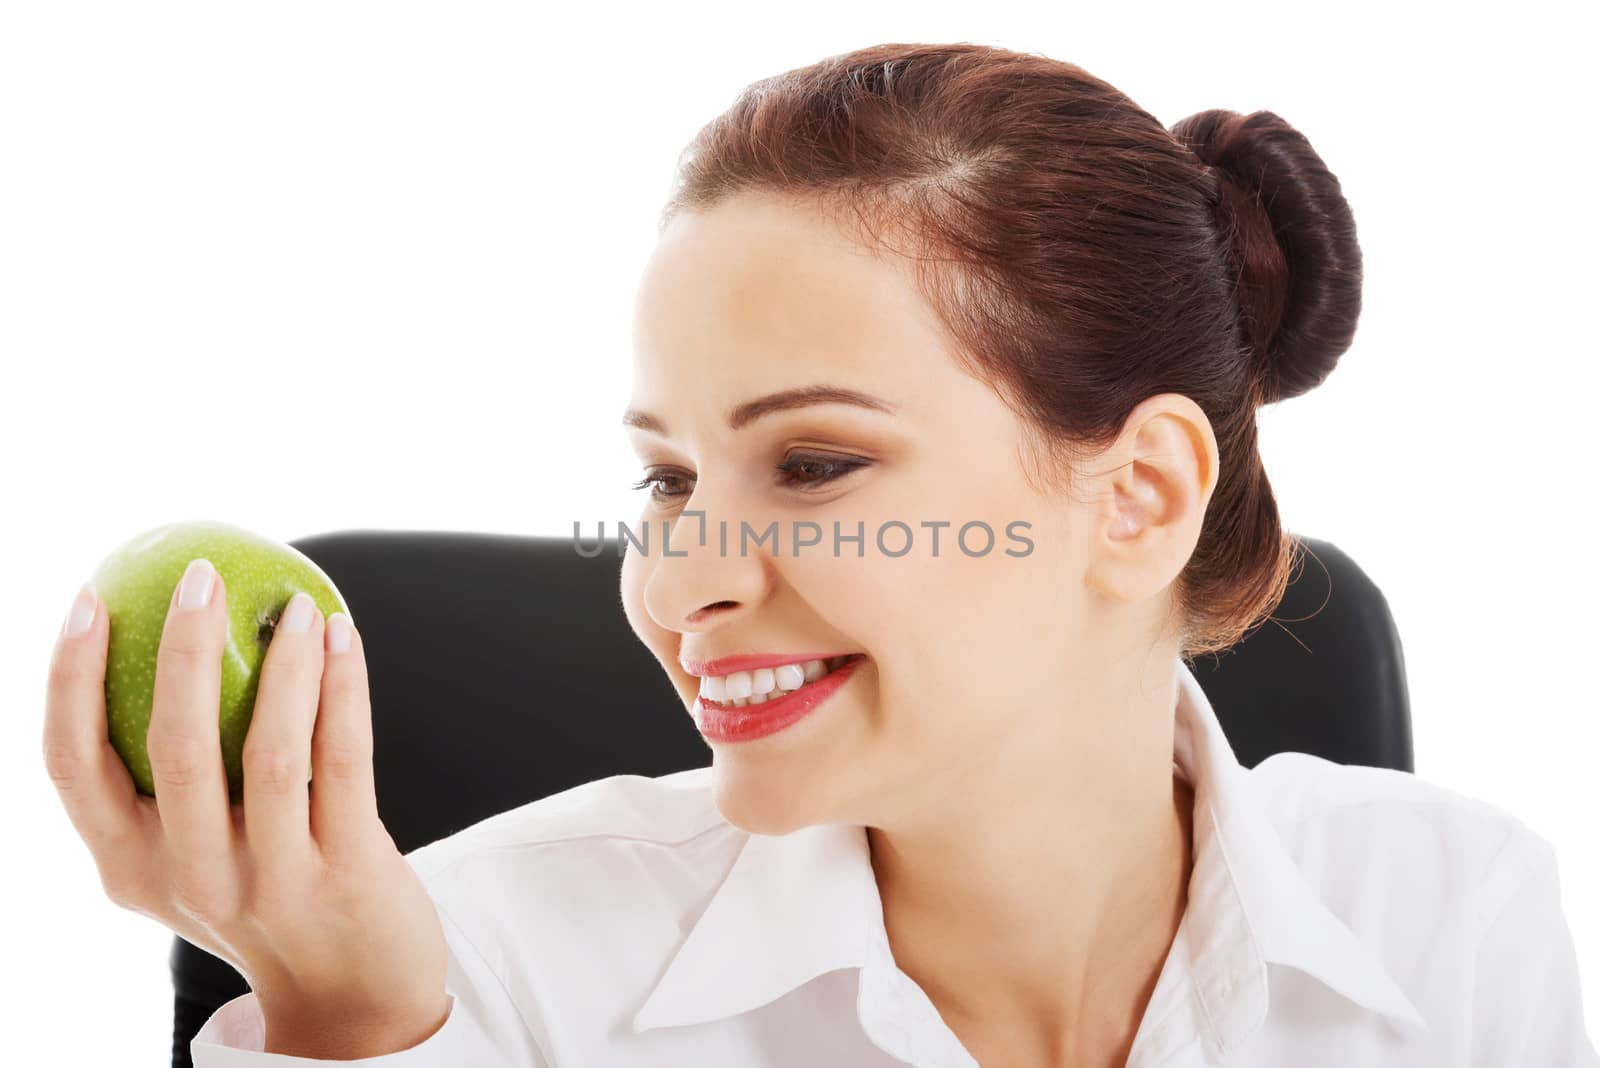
[693,654,866,743]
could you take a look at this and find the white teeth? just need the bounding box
[698,656,855,705]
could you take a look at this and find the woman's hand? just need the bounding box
[43,560,450,1057]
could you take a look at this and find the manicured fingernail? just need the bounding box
[326,612,353,654]
[60,583,97,639]
[177,558,217,611]
[280,592,315,633]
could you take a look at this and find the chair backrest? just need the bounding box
[170,530,1414,1066]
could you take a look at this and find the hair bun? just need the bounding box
[1171,109,1363,405]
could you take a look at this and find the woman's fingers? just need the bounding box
[43,583,150,871]
[309,612,382,860]
[51,569,448,1029]
[147,559,237,910]
[241,591,322,876]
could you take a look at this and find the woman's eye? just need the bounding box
[628,453,868,505]
[775,452,868,490]
[628,468,693,502]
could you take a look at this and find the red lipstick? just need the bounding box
[693,655,865,743]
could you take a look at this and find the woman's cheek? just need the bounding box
[789,550,883,631]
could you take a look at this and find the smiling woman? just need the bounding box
[184,41,1597,1068]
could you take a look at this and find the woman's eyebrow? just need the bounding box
[621,384,898,436]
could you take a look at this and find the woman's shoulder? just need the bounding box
[400,764,747,980]
[402,764,734,887]
[1247,750,1538,837]
[1239,752,1593,1056]
[393,767,757,1050]
[1243,751,1558,920]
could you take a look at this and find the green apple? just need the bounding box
[90,519,353,802]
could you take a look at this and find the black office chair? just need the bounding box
[169,530,1415,1066]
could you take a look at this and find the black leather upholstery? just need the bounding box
[170,530,1413,1065]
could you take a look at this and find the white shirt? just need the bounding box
[192,658,1599,1066]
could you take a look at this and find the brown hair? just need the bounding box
[658,42,1362,661]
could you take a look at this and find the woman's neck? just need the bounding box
[865,691,1195,1066]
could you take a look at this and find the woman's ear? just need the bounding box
[1084,394,1218,605]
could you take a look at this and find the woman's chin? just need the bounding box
[709,764,820,837]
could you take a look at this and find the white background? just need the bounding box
[4,0,1596,1057]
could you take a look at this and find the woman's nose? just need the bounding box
[638,511,774,632]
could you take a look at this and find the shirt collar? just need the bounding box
[631,657,1430,1051]
[1168,657,1431,1052]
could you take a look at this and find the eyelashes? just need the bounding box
[629,452,869,504]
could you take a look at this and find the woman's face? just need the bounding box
[619,193,1173,836]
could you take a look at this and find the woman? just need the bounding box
[46,43,1596,1066]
